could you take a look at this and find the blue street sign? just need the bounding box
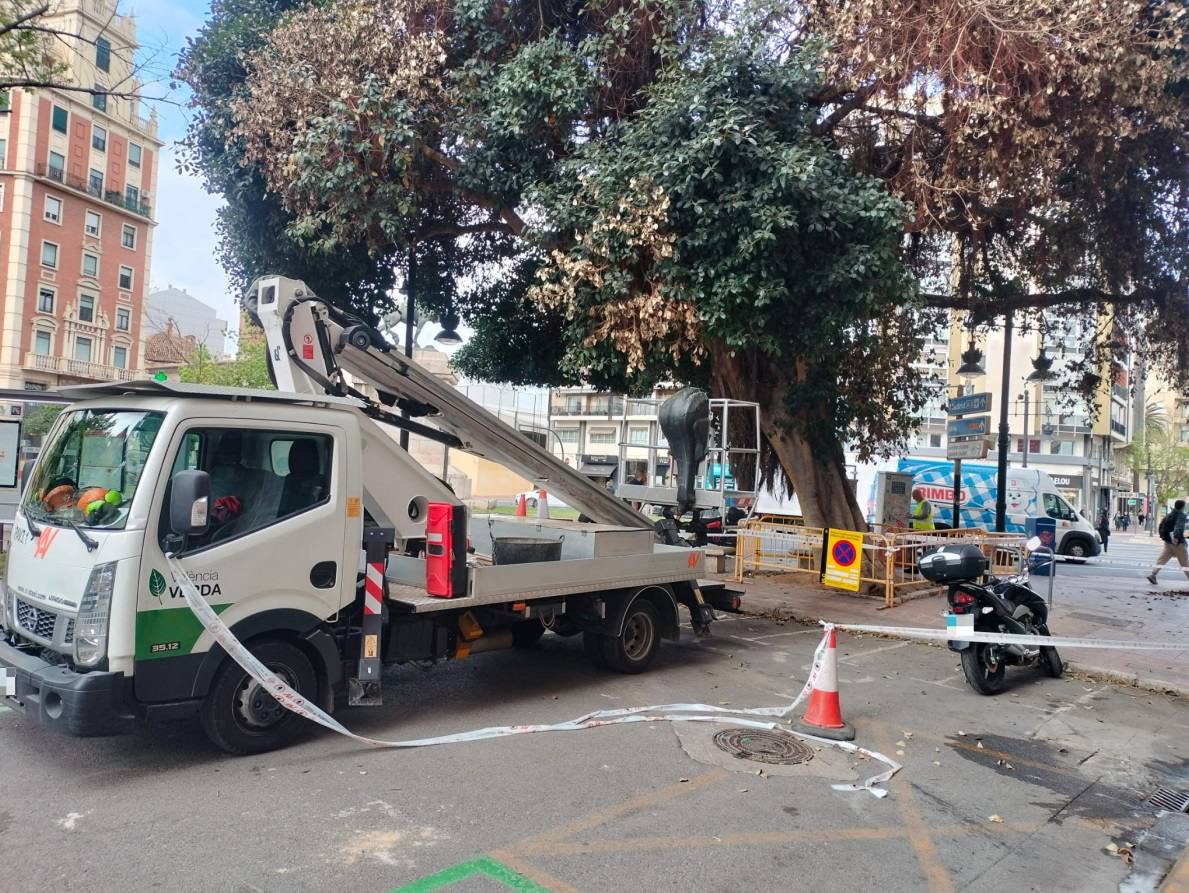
[948,392,991,416]
[947,415,990,440]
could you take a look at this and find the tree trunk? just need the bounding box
[710,343,866,532]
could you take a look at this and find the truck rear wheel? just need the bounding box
[600,599,661,674]
[200,640,317,755]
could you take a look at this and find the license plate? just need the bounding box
[0,668,14,698]
[945,612,974,637]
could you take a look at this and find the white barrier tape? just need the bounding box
[167,557,900,797]
[830,621,1184,652]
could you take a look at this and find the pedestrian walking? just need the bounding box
[1146,499,1189,585]
[1122,513,1130,532]
[1095,508,1110,553]
[1115,512,1123,531]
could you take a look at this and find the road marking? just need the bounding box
[489,850,582,893]
[516,822,1039,857]
[511,769,729,851]
[875,725,954,893]
[390,857,553,893]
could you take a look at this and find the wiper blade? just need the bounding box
[23,509,41,537]
[63,519,99,553]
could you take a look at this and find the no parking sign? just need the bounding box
[823,528,864,591]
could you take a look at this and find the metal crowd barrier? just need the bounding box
[734,521,1028,608]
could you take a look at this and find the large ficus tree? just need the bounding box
[181,0,1189,529]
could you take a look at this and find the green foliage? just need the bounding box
[176,0,399,323]
[1123,427,1189,504]
[179,326,274,389]
[20,403,63,438]
[0,2,67,90]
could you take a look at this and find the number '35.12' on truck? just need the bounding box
[0,275,744,754]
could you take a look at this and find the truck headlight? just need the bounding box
[75,562,117,668]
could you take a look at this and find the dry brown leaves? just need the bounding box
[528,178,703,371]
[806,0,1189,231]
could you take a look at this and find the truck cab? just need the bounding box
[1,387,363,743]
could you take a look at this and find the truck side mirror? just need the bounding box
[170,470,211,536]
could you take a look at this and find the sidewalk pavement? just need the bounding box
[720,564,1189,697]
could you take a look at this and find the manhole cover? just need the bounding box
[712,729,814,766]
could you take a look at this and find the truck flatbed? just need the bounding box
[385,547,710,613]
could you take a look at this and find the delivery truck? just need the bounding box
[0,275,741,754]
[885,458,1100,557]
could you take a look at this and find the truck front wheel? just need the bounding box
[200,640,317,755]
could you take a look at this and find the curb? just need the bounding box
[1162,844,1189,893]
[736,605,1189,700]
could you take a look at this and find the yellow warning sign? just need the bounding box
[823,529,863,592]
[346,496,361,519]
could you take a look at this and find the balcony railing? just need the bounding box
[34,164,152,219]
[24,352,137,382]
[1110,419,1127,437]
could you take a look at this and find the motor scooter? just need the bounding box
[920,544,1063,694]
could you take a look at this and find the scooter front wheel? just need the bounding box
[961,644,1008,695]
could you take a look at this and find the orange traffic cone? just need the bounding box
[537,488,549,519]
[794,627,855,741]
[515,494,527,517]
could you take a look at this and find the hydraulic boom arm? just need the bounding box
[251,275,652,530]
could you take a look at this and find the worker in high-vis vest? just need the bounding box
[911,488,935,530]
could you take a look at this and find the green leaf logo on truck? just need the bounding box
[148,569,167,603]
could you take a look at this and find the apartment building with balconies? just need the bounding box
[0,0,162,392]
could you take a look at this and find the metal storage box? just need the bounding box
[918,544,988,582]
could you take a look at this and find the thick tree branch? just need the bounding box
[810,82,878,136]
[0,4,49,40]
[416,221,512,240]
[923,287,1156,312]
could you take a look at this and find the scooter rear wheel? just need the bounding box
[961,644,1008,695]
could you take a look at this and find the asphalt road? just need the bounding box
[1051,536,1188,583]
[1,613,1187,893]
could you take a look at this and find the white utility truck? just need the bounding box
[0,276,740,753]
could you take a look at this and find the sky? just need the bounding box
[124,0,238,336]
[129,0,484,362]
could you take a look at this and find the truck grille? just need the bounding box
[64,619,75,644]
[16,598,57,640]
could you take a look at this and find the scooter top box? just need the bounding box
[918,544,989,583]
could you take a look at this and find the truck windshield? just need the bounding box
[22,409,164,529]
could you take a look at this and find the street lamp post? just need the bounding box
[1019,389,1030,469]
[994,311,1014,532]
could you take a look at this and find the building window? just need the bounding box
[0,138,6,168]
[88,168,103,196]
[112,345,127,369]
[79,294,95,323]
[51,105,68,133]
[92,91,107,113]
[92,124,106,152]
[118,265,133,290]
[628,426,649,445]
[929,433,942,448]
[124,183,138,209]
[116,307,129,331]
[40,241,58,269]
[37,287,54,313]
[1180,426,1189,444]
[85,210,101,237]
[74,336,92,363]
[128,142,141,168]
[48,150,65,179]
[43,195,62,223]
[555,428,579,444]
[34,331,51,356]
[589,428,616,445]
[95,36,111,72]
[120,223,136,249]
[82,253,99,278]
